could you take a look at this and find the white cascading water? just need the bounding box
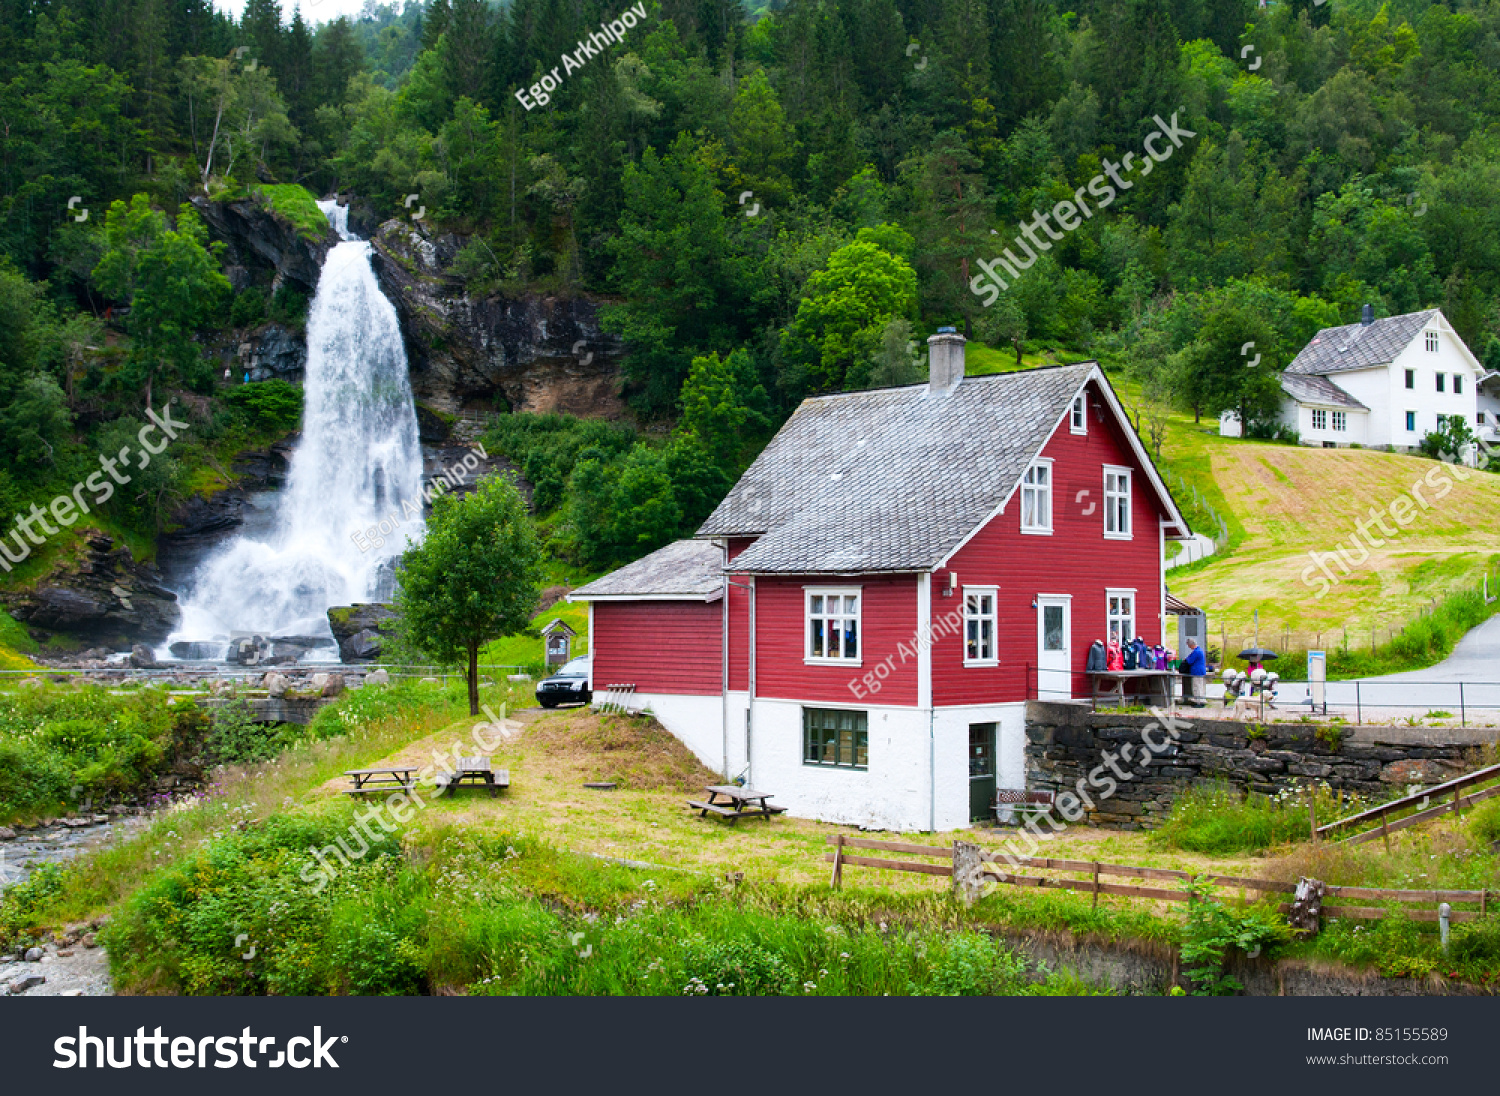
[162,202,423,657]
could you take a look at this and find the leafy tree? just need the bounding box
[676,349,771,472]
[92,196,231,405]
[779,237,918,394]
[394,475,542,715]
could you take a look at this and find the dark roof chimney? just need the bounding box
[1361,303,1374,326]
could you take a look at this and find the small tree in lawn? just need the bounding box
[394,475,542,715]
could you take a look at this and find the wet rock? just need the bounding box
[366,669,389,686]
[8,974,45,993]
[128,643,158,669]
[327,603,398,662]
[24,948,43,962]
[263,672,290,698]
[190,194,334,295]
[0,532,180,647]
[170,641,220,660]
[0,826,14,840]
[320,672,345,698]
[244,323,307,383]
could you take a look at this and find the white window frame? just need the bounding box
[1310,408,1327,430]
[1020,459,1053,535]
[963,586,998,667]
[1106,588,1136,644]
[1426,331,1439,353]
[1070,394,1087,434]
[1331,410,1346,432]
[1103,465,1132,540]
[1405,410,1416,432]
[804,587,862,666]
[1405,368,1415,389]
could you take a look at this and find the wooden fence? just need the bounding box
[1315,762,1500,848]
[824,835,1491,924]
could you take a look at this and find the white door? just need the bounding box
[1036,596,1071,699]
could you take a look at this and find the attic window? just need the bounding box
[1021,460,1053,534]
[1070,395,1087,434]
[1426,331,1439,353]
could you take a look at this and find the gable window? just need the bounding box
[1106,590,1135,644]
[1405,411,1416,432]
[1311,408,1327,430]
[1426,331,1439,353]
[1437,373,1446,393]
[1405,369,1415,389]
[1104,466,1132,539]
[1021,460,1052,534]
[1332,411,1347,432]
[803,708,868,769]
[1454,375,1463,395]
[964,587,998,665]
[1070,395,1087,434]
[806,588,860,664]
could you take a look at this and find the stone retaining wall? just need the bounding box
[1024,700,1495,829]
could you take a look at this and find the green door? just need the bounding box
[968,723,996,822]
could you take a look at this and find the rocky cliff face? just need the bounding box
[0,533,180,648]
[369,220,628,419]
[191,195,334,294]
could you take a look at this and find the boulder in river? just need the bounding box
[327,603,398,662]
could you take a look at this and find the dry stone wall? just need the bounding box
[1024,700,1488,830]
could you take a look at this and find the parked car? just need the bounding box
[535,655,592,708]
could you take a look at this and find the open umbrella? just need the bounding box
[1237,647,1278,661]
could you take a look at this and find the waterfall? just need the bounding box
[317,198,351,241]
[163,207,423,659]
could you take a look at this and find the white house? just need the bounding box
[1479,370,1500,444]
[1272,307,1483,454]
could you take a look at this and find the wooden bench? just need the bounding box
[994,789,1056,824]
[436,758,510,798]
[688,785,787,824]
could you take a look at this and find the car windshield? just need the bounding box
[557,657,590,678]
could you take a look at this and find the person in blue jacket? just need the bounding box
[1180,638,1207,706]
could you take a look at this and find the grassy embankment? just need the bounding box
[4,686,1497,993]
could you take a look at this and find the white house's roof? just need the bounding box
[698,363,1187,575]
[1285,310,1438,376]
[1279,373,1369,411]
[569,539,724,600]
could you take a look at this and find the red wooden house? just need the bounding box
[571,332,1190,831]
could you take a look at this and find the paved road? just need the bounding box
[1294,614,1500,715]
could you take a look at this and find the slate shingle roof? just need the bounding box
[1278,373,1369,411]
[697,363,1105,574]
[1285,310,1436,376]
[570,538,723,598]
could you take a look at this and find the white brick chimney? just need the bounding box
[927,327,966,396]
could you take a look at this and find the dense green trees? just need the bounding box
[6,0,1500,581]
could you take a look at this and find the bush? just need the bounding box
[1469,799,1500,848]
[0,739,73,820]
[1149,783,1368,855]
[0,861,66,950]
[1179,880,1290,995]
[205,699,281,765]
[224,378,303,434]
[230,288,267,327]
[680,937,795,996]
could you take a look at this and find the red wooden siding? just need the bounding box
[592,600,723,695]
[753,574,920,706]
[931,378,1168,706]
[727,538,754,692]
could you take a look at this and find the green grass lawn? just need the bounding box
[479,595,590,668]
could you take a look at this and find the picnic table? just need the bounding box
[1086,669,1178,710]
[344,766,418,797]
[687,784,786,824]
[437,756,510,798]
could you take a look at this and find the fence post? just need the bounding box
[1309,798,1318,843]
[952,840,985,906]
[829,834,844,890]
[1355,681,1361,725]
[1460,682,1466,727]
[1092,861,1101,910]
